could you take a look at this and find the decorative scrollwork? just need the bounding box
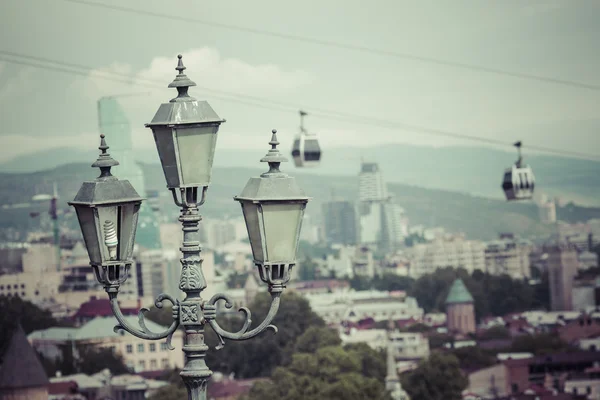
[203,292,280,350]
[180,257,204,290]
[109,292,180,346]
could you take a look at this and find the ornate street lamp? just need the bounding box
[70,54,309,399]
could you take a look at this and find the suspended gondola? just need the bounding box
[291,110,321,167]
[502,141,535,201]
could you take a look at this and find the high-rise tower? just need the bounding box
[97,97,162,251]
[359,162,388,202]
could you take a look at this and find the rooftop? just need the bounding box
[29,316,167,341]
[445,279,474,304]
[0,325,49,390]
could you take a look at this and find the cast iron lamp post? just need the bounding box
[69,55,310,399]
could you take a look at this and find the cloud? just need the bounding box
[74,47,311,101]
[0,133,97,163]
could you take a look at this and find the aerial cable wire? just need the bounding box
[61,0,600,92]
[0,51,598,161]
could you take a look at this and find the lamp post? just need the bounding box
[69,55,310,400]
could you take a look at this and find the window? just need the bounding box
[511,384,518,393]
[149,343,156,352]
[0,285,3,290]
[126,344,133,354]
[138,360,146,371]
[21,292,25,297]
[150,359,157,369]
[20,284,24,288]
[108,345,116,353]
[137,343,144,353]
[13,284,17,289]
[161,358,169,368]
[161,343,168,351]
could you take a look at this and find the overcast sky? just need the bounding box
[0,0,599,163]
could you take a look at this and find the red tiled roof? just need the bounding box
[73,298,138,319]
[48,380,78,394]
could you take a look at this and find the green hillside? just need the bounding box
[1,162,599,242]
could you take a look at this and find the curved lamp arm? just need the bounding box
[204,291,281,350]
[108,291,180,349]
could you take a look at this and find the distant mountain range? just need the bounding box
[2,143,599,206]
[1,160,600,242]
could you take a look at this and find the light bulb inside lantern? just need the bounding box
[103,220,118,260]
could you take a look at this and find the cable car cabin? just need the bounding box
[502,164,535,201]
[291,133,321,167]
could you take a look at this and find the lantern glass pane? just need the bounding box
[75,206,100,264]
[176,125,218,187]
[97,206,119,263]
[241,202,264,262]
[118,202,141,261]
[152,128,180,188]
[262,203,303,263]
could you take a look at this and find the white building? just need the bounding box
[340,329,429,360]
[29,316,184,373]
[324,245,355,279]
[484,237,532,279]
[578,337,600,352]
[353,246,376,278]
[200,217,247,250]
[564,376,600,399]
[359,162,388,202]
[389,331,430,360]
[0,243,63,305]
[304,289,423,325]
[50,370,168,400]
[579,251,599,270]
[406,236,486,278]
[341,328,388,350]
[358,162,406,252]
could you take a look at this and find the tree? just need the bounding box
[294,326,340,353]
[372,274,415,292]
[408,267,548,320]
[349,275,372,291]
[246,346,392,400]
[401,352,468,400]
[479,326,510,340]
[39,343,130,377]
[343,342,387,381]
[0,295,61,341]
[448,346,497,370]
[0,294,65,364]
[204,291,326,378]
[297,258,319,281]
[77,345,130,375]
[400,323,432,334]
[148,368,186,400]
[510,333,571,355]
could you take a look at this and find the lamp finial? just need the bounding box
[260,129,288,176]
[92,134,119,178]
[168,54,197,102]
